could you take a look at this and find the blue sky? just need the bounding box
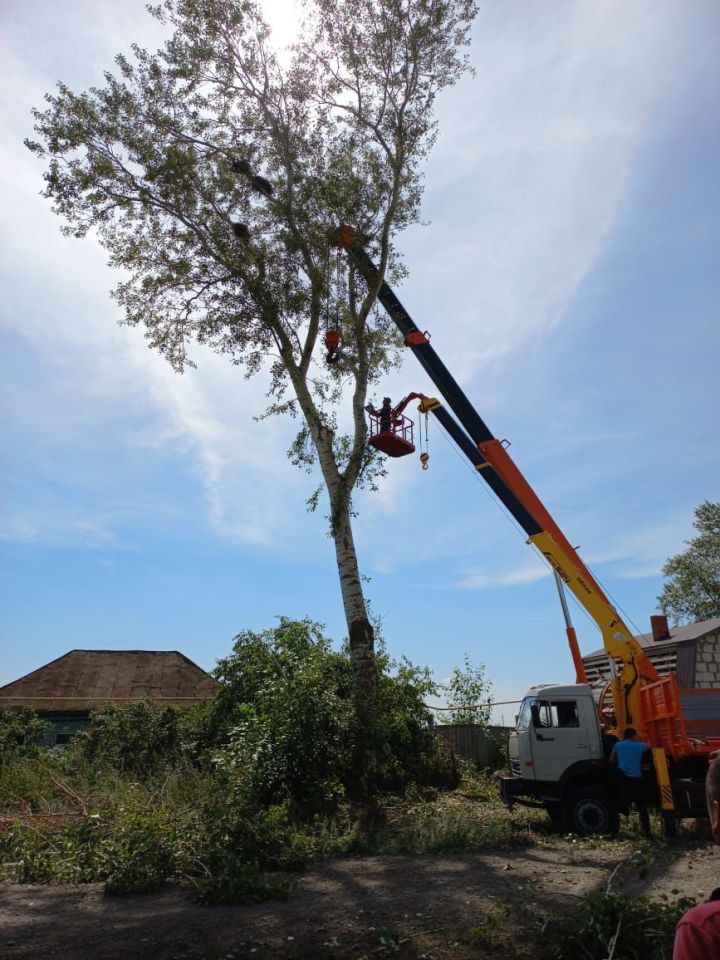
[1,0,719,722]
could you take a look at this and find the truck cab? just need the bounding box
[509,684,604,781]
[503,683,625,834]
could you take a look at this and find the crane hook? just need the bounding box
[420,452,429,471]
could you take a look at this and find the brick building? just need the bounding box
[582,615,720,689]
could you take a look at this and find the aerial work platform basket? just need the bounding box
[367,411,415,457]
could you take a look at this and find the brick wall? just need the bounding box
[694,631,720,688]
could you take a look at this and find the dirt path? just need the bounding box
[2,843,717,960]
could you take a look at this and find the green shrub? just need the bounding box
[211,618,456,817]
[186,802,304,904]
[0,807,179,892]
[542,890,695,960]
[443,654,492,725]
[104,810,178,894]
[0,620,474,904]
[0,708,51,760]
[369,655,458,793]
[70,700,197,776]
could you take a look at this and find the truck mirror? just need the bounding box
[530,704,541,728]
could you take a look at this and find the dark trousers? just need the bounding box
[625,776,651,837]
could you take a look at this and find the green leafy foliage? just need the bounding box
[0,708,51,761]
[541,890,695,960]
[658,500,720,624]
[443,654,492,725]
[0,808,178,891]
[0,619,458,901]
[104,810,178,895]
[211,618,354,815]
[210,618,456,816]
[0,775,314,898]
[370,654,454,792]
[72,699,205,775]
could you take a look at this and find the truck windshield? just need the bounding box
[517,697,535,731]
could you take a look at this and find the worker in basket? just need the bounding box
[366,397,394,434]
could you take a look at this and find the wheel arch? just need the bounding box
[559,760,628,812]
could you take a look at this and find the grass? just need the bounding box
[0,757,547,897]
[0,753,705,908]
[2,753,710,960]
[366,774,548,853]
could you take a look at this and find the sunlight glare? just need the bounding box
[262,0,302,52]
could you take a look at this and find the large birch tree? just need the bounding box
[26,0,476,781]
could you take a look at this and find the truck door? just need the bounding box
[529,698,595,782]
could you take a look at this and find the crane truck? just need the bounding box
[330,225,720,836]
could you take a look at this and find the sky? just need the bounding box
[1,0,719,723]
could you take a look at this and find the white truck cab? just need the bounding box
[509,684,604,782]
[502,683,624,835]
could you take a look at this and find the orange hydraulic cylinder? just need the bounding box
[566,626,588,684]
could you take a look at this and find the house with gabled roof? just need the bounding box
[0,650,221,745]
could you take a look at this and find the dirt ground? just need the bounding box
[2,841,718,960]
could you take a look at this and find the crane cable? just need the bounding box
[418,407,430,470]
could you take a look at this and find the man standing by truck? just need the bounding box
[673,752,720,959]
[609,727,652,838]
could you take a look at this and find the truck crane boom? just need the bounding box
[331,225,720,830]
[331,227,659,730]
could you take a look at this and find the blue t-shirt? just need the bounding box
[611,739,649,778]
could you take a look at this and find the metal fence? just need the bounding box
[434,723,512,769]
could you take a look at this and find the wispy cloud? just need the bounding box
[1,3,312,551]
[457,560,550,591]
[454,512,694,593]
[0,513,134,551]
[585,514,694,581]
[1,0,712,568]
[398,0,696,384]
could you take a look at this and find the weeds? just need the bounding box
[367,789,546,854]
[541,889,694,960]
[461,899,512,951]
[0,760,544,900]
[0,658,705,932]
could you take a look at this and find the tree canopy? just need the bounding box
[657,500,720,625]
[26,0,477,766]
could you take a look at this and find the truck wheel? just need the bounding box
[562,786,619,836]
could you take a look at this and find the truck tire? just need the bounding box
[562,786,620,836]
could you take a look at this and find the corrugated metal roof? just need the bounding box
[582,617,720,663]
[0,650,221,713]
